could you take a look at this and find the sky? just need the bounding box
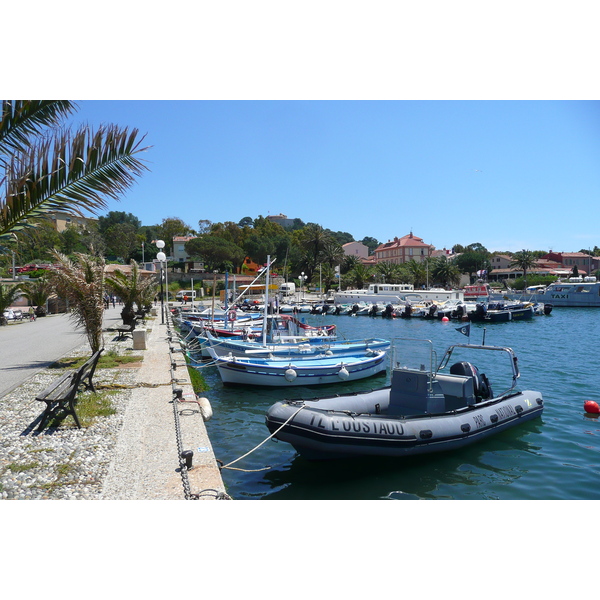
[6,3,600,257]
[65,99,600,254]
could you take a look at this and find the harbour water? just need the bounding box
[198,307,600,500]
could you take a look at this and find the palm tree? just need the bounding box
[0,100,150,244]
[105,259,158,325]
[510,250,537,287]
[431,256,461,288]
[49,251,106,352]
[0,283,22,325]
[20,276,53,317]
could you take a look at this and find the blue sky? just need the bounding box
[67,100,600,254]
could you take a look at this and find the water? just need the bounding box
[196,308,600,500]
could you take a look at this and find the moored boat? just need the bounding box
[265,339,543,460]
[208,347,388,387]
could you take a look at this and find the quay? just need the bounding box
[0,304,228,500]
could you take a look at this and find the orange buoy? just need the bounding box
[441,316,449,322]
[584,401,600,414]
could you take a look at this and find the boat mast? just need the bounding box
[262,255,271,345]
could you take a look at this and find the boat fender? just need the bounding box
[197,396,213,421]
[584,400,600,414]
[284,368,297,382]
[325,350,333,356]
[338,365,349,380]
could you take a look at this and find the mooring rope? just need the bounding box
[219,404,305,472]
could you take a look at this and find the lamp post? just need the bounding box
[299,272,307,302]
[156,240,166,324]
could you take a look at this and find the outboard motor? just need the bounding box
[400,303,412,318]
[334,305,342,315]
[475,304,487,318]
[322,304,330,315]
[383,303,394,318]
[350,304,359,315]
[369,304,378,317]
[450,362,493,401]
[544,303,553,315]
[426,303,437,319]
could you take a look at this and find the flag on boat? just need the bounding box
[456,323,471,337]
[477,269,487,278]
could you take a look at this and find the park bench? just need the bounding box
[35,348,104,432]
[109,317,138,340]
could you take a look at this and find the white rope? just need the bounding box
[220,404,306,471]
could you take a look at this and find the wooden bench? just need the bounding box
[35,349,104,432]
[109,318,137,340]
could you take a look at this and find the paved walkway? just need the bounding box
[0,305,228,500]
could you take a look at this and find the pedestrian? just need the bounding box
[28,306,36,321]
[183,294,188,304]
[112,295,116,308]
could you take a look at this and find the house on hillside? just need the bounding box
[373,232,433,264]
[342,241,368,260]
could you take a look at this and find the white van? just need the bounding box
[279,282,296,297]
[176,290,197,301]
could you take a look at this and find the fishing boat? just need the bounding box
[265,338,543,460]
[205,331,390,359]
[207,347,388,387]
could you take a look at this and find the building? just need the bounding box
[46,210,97,232]
[342,241,368,260]
[172,236,196,265]
[373,232,433,264]
[266,214,295,228]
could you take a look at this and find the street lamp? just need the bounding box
[299,272,307,301]
[156,240,166,324]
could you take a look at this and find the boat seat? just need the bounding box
[435,373,476,409]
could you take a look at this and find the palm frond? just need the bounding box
[1,123,150,239]
[0,100,75,165]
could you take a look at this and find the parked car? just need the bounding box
[2,309,23,322]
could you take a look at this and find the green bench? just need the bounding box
[35,349,104,432]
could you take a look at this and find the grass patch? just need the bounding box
[186,357,209,393]
[8,462,39,473]
[46,389,118,429]
[50,351,143,370]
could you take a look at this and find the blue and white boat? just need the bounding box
[207,347,388,387]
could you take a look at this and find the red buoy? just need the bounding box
[584,401,600,414]
[441,316,449,322]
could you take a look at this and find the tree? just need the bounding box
[510,249,537,286]
[20,276,53,316]
[454,250,490,282]
[430,256,461,288]
[0,100,150,245]
[185,235,246,272]
[49,251,106,352]
[97,210,142,234]
[361,236,380,254]
[0,283,21,325]
[103,222,139,261]
[105,259,158,325]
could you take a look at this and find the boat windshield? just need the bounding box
[391,338,437,374]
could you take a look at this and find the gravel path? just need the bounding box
[0,307,227,500]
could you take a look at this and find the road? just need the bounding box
[0,305,124,398]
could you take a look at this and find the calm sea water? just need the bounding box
[197,308,600,500]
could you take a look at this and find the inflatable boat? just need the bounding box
[265,339,543,460]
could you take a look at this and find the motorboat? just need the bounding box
[265,338,543,460]
[469,301,534,322]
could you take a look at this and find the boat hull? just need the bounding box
[213,351,388,387]
[266,389,543,459]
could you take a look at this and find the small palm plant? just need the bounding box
[0,283,22,325]
[20,276,53,317]
[49,251,106,353]
[105,259,158,325]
